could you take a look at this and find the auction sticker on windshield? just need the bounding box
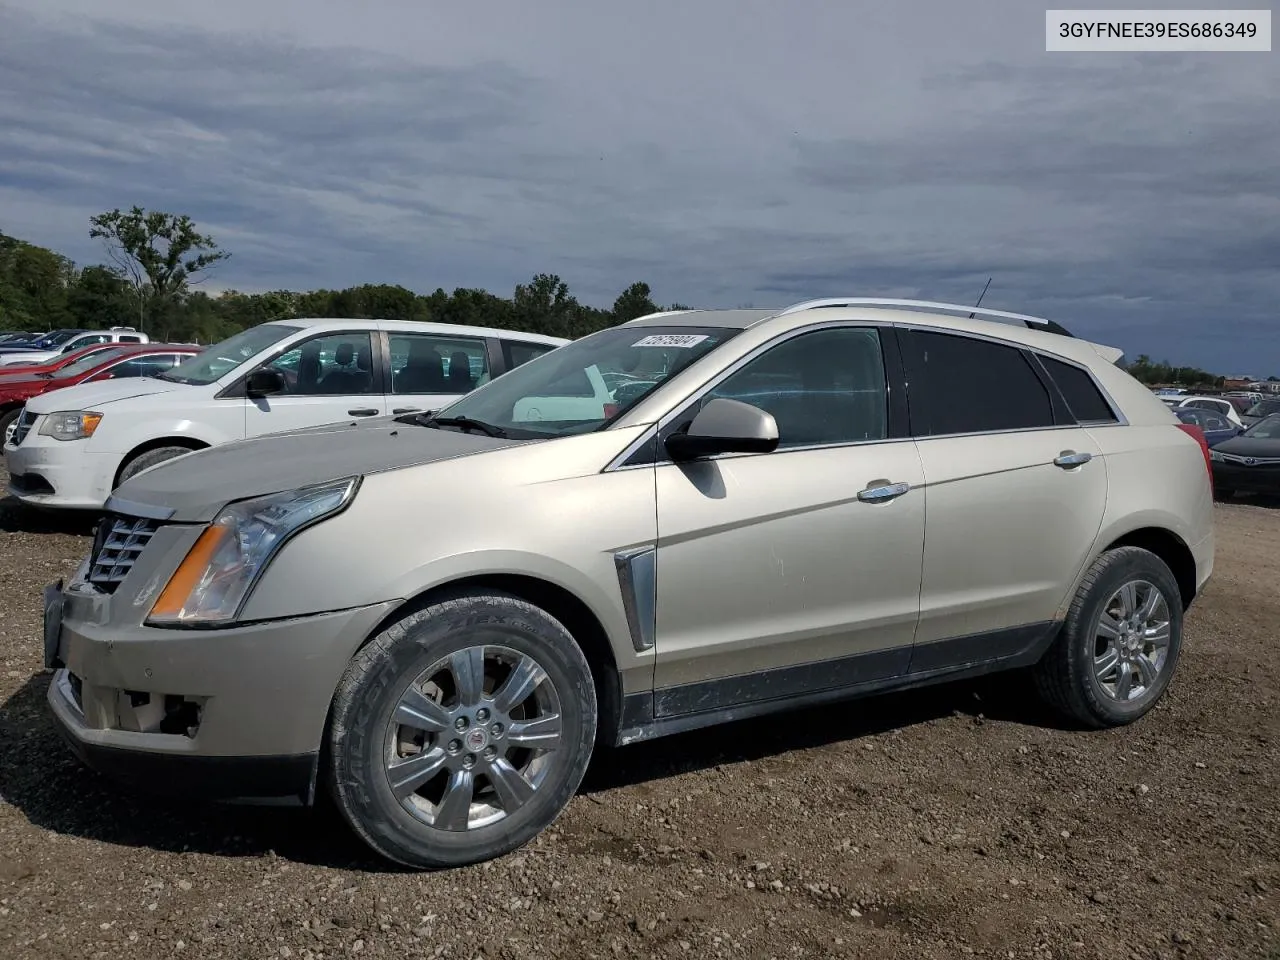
[631,334,708,348]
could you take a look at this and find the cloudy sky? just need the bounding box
[1,1,1276,374]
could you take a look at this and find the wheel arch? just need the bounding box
[112,436,211,488]
[1099,526,1198,610]
[363,573,625,748]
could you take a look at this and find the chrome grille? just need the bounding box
[87,515,159,592]
[10,409,37,446]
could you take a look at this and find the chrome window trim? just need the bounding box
[602,317,1132,472]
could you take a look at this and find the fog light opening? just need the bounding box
[160,695,203,738]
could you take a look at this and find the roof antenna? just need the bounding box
[969,277,992,319]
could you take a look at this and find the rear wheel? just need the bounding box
[1034,546,1183,728]
[327,592,597,869]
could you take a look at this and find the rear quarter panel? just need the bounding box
[1069,362,1215,605]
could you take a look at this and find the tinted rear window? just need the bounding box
[900,330,1054,436]
[1038,356,1118,423]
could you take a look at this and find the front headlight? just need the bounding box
[40,410,103,441]
[146,476,359,626]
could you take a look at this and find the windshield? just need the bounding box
[1245,399,1280,418]
[53,346,130,378]
[426,325,741,438]
[1244,415,1280,439]
[157,324,300,385]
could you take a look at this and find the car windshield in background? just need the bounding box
[29,329,82,349]
[425,325,740,438]
[157,324,300,385]
[1245,399,1280,418]
[52,346,129,378]
[1244,415,1280,439]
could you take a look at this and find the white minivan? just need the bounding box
[4,318,566,510]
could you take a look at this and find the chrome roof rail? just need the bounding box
[776,298,1074,337]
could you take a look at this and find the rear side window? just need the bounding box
[1038,356,1118,423]
[900,330,1054,436]
[503,339,558,371]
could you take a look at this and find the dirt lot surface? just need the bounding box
[0,479,1277,960]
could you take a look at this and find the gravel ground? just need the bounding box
[0,476,1277,960]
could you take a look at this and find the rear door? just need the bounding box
[383,328,492,417]
[897,328,1109,669]
[244,330,386,438]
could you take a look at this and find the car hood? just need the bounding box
[1213,436,1280,458]
[24,377,186,413]
[110,417,531,522]
[0,374,49,395]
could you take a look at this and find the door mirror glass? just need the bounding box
[665,398,779,461]
[245,368,288,397]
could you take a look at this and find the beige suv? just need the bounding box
[42,298,1216,869]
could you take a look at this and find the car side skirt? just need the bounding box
[615,621,1059,745]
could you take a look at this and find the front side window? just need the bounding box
[428,325,739,438]
[389,333,489,395]
[263,332,377,396]
[901,330,1054,436]
[703,327,888,448]
[159,323,300,386]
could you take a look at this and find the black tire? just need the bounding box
[0,407,21,439]
[116,445,198,487]
[327,591,597,869]
[1034,546,1184,729]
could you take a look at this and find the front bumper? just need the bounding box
[45,577,398,801]
[5,433,119,509]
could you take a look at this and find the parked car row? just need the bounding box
[0,327,150,367]
[34,299,1215,871]
[4,319,567,510]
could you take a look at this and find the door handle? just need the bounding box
[392,406,421,414]
[858,479,911,503]
[347,408,379,417]
[1053,450,1093,468]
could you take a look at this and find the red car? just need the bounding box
[0,343,121,380]
[0,343,203,435]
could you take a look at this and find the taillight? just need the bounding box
[603,403,619,419]
[1175,423,1213,492]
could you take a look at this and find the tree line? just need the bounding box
[0,207,683,345]
[1121,354,1227,389]
[0,208,1246,387]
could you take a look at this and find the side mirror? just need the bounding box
[245,368,288,398]
[664,397,780,462]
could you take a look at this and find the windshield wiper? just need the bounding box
[415,414,507,438]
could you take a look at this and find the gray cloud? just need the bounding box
[0,1,1277,374]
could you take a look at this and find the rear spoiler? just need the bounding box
[1087,342,1125,365]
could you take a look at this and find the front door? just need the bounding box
[651,325,925,716]
[244,331,386,438]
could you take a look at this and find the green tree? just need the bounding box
[612,281,658,323]
[89,206,229,336]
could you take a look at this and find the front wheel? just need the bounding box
[327,592,597,869]
[1034,546,1184,728]
[116,445,199,487]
